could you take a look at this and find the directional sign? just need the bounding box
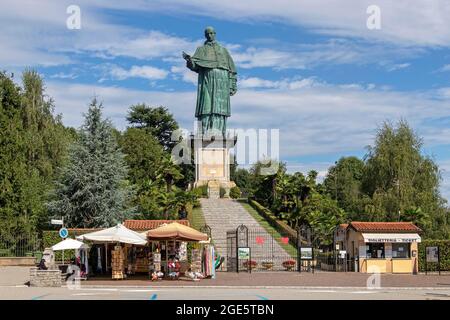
[59,227,69,239]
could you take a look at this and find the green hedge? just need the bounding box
[230,186,241,199]
[418,240,450,272]
[248,199,299,247]
[192,185,208,198]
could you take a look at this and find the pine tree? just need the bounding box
[48,99,134,228]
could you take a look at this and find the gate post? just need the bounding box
[296,227,301,273]
[235,228,239,273]
[236,225,248,274]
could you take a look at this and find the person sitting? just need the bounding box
[37,259,47,270]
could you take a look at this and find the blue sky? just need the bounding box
[1,0,450,201]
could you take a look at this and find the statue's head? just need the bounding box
[204,26,216,42]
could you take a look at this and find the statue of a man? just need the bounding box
[183,26,237,137]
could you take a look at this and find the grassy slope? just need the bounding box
[239,201,298,257]
[190,206,206,230]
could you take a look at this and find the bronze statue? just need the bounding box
[183,26,237,137]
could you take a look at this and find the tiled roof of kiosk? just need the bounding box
[348,221,422,233]
[124,220,190,231]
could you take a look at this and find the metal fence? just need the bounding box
[0,233,42,257]
[226,225,307,272]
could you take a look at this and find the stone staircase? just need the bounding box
[200,198,294,271]
[207,181,220,199]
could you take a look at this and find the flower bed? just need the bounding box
[243,260,257,270]
[261,261,274,270]
[282,260,296,271]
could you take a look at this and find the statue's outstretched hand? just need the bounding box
[182,51,191,61]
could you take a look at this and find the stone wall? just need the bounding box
[0,257,36,266]
[29,267,62,287]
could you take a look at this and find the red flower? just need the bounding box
[243,260,257,268]
[282,260,296,268]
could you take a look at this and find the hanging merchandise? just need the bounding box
[202,245,216,278]
[153,252,161,272]
[83,249,89,276]
[111,245,125,280]
[210,246,216,279]
[179,242,188,261]
[97,247,102,273]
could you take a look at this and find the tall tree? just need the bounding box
[127,104,179,151]
[0,72,32,235]
[0,71,70,236]
[361,120,447,237]
[324,156,364,220]
[47,99,133,228]
[20,70,71,228]
[118,127,165,184]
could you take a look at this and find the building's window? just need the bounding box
[392,243,410,258]
[367,243,385,258]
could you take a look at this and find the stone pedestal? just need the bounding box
[29,267,62,287]
[191,134,236,198]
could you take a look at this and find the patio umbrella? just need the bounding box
[76,224,147,245]
[146,222,208,242]
[52,238,89,251]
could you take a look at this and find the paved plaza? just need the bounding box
[1,267,450,300]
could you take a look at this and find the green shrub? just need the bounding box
[418,240,450,272]
[220,187,226,198]
[192,185,208,198]
[230,186,241,199]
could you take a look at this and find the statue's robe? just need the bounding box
[187,40,237,136]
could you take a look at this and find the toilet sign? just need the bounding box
[59,227,69,239]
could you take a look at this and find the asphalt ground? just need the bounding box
[0,285,449,300]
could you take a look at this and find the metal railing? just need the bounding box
[0,233,42,257]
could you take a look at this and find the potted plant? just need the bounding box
[282,260,296,271]
[243,260,257,270]
[261,261,274,270]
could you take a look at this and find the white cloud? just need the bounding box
[239,77,319,90]
[0,1,431,72]
[85,31,199,60]
[435,160,450,202]
[119,0,450,47]
[50,72,78,80]
[231,40,422,70]
[110,65,169,81]
[170,65,198,85]
[440,64,450,72]
[386,63,410,72]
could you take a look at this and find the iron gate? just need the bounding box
[226,224,317,272]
